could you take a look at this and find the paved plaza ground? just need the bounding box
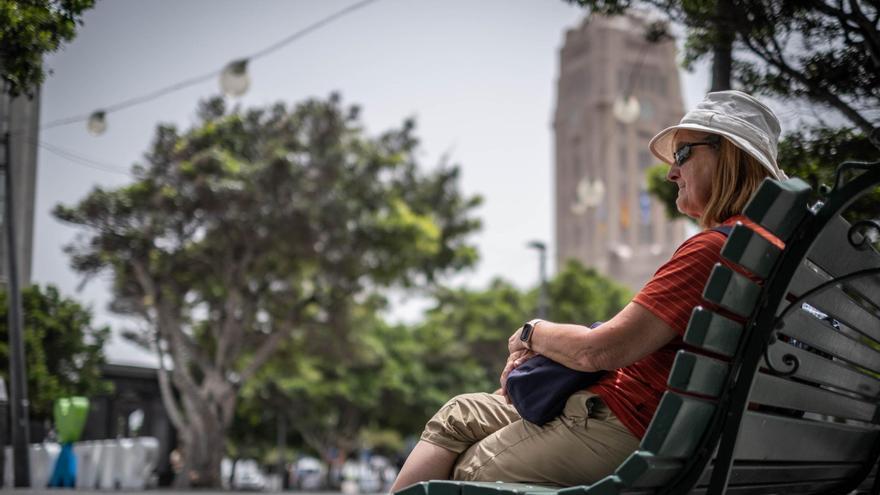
[4,491,357,495]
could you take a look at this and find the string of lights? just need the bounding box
[41,0,382,135]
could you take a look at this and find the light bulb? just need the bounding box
[87,111,107,136]
[220,59,250,98]
[613,95,640,124]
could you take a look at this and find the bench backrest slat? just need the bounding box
[750,371,878,422]
[638,392,716,458]
[667,351,729,397]
[683,307,743,357]
[742,177,812,242]
[619,458,866,491]
[700,479,849,495]
[806,215,880,310]
[720,223,782,279]
[780,308,880,374]
[784,263,880,344]
[723,462,863,487]
[613,453,680,488]
[766,339,880,398]
[702,264,762,317]
[733,411,879,462]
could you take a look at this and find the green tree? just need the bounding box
[776,127,880,220]
[54,94,481,487]
[421,279,529,390]
[0,285,110,420]
[1,0,95,96]
[645,162,686,221]
[239,294,489,487]
[545,260,632,325]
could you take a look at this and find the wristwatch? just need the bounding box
[519,319,543,348]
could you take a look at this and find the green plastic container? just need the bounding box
[54,397,90,443]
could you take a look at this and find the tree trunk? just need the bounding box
[173,414,228,488]
[711,0,735,91]
[166,369,235,490]
[322,447,350,490]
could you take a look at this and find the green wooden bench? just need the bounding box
[396,161,880,495]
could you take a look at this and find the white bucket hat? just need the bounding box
[648,90,787,180]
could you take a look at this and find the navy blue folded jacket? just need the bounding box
[506,321,605,426]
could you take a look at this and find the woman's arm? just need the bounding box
[509,302,679,372]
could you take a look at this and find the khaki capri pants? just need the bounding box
[420,391,639,486]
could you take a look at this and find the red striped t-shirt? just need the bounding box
[589,215,783,438]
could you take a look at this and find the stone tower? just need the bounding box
[554,13,688,292]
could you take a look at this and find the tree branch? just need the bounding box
[215,246,256,371]
[846,0,880,69]
[129,259,204,404]
[808,0,880,70]
[154,335,187,431]
[130,258,214,375]
[737,23,878,139]
[238,295,317,383]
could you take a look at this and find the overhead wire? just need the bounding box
[37,140,134,177]
[40,0,382,131]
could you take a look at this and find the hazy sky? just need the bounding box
[34,0,722,366]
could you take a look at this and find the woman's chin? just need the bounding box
[675,200,699,219]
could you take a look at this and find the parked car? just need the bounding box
[221,458,266,491]
[294,456,327,491]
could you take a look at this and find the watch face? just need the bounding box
[520,323,533,342]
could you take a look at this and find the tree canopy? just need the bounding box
[1,0,95,96]
[55,94,482,487]
[0,285,110,420]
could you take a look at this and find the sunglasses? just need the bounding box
[673,137,720,167]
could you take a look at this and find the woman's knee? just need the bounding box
[422,393,516,450]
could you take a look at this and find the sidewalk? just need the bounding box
[1,491,346,495]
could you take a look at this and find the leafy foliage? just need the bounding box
[777,127,880,221]
[54,94,481,487]
[0,0,95,96]
[645,162,687,221]
[545,260,632,324]
[0,285,111,420]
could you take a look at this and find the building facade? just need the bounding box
[554,13,688,292]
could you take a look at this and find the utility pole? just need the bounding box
[527,241,548,319]
[1,84,31,488]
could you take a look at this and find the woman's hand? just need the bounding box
[499,348,537,402]
[508,325,527,354]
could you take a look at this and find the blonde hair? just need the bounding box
[700,137,771,229]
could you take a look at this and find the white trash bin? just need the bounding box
[74,440,101,488]
[96,439,121,489]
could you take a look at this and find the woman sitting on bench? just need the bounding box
[391,90,788,491]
